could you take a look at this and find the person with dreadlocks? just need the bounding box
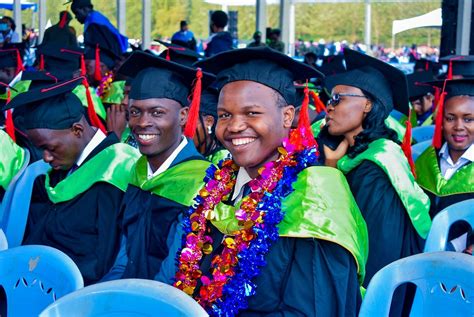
[158,47,368,316]
[3,77,139,285]
[319,48,431,316]
[41,11,77,47]
[416,79,474,253]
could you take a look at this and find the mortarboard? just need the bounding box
[156,40,201,67]
[35,44,82,80]
[118,51,216,138]
[67,0,92,10]
[317,55,346,77]
[407,71,435,101]
[199,88,218,118]
[2,77,85,130]
[439,55,474,79]
[325,48,409,116]
[413,58,442,75]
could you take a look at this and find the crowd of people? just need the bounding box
[0,0,473,316]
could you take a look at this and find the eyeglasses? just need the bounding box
[327,93,369,107]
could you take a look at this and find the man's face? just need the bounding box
[27,126,84,171]
[411,94,434,116]
[216,81,294,176]
[128,97,188,159]
[84,59,109,86]
[443,96,474,152]
[72,7,89,24]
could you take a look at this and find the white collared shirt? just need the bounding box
[231,167,253,203]
[439,142,474,180]
[147,137,188,179]
[76,129,107,167]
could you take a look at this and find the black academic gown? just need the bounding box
[24,134,123,285]
[119,141,206,280]
[345,160,423,316]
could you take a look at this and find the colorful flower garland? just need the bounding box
[96,71,114,98]
[174,129,318,316]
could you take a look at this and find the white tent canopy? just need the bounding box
[392,9,442,35]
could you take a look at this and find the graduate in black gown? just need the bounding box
[319,49,432,316]
[3,77,139,285]
[159,47,368,316]
[101,51,216,281]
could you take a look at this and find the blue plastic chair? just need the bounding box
[412,140,431,162]
[359,252,474,316]
[0,229,7,251]
[40,279,208,317]
[0,159,50,248]
[0,150,30,221]
[412,125,435,143]
[0,245,84,316]
[424,199,474,252]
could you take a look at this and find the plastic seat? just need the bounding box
[359,251,474,316]
[412,125,435,143]
[0,159,50,248]
[0,229,7,251]
[412,140,431,162]
[424,199,474,252]
[40,279,208,317]
[0,245,83,316]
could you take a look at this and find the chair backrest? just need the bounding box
[40,279,208,317]
[359,252,474,316]
[412,140,431,162]
[0,245,84,316]
[412,125,435,143]
[0,159,50,248]
[0,229,7,251]
[0,150,30,222]
[424,199,474,252]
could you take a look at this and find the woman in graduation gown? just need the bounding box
[415,79,473,251]
[319,49,432,315]
[159,47,368,317]
[0,129,26,200]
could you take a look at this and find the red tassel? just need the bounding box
[290,83,317,151]
[15,50,24,74]
[183,69,202,138]
[401,109,416,177]
[59,11,68,28]
[433,86,441,112]
[433,90,447,149]
[309,90,327,114]
[82,79,106,133]
[39,54,45,71]
[94,45,102,82]
[5,89,15,142]
[60,49,86,76]
[166,50,171,61]
[425,61,429,71]
[447,60,453,80]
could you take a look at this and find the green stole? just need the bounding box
[130,156,211,206]
[415,146,473,196]
[206,149,230,166]
[45,143,140,203]
[101,80,125,105]
[211,166,369,283]
[338,138,432,238]
[0,130,26,190]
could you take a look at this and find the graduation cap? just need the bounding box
[199,88,218,118]
[428,79,474,149]
[316,55,346,76]
[325,48,409,116]
[439,55,474,79]
[0,48,24,74]
[36,44,82,80]
[2,77,85,130]
[156,40,201,67]
[407,71,435,101]
[194,46,324,150]
[0,81,17,141]
[66,0,92,10]
[413,58,442,75]
[118,51,216,138]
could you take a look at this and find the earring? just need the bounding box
[207,126,212,134]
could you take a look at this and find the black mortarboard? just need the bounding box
[3,77,85,130]
[413,58,442,75]
[21,70,60,90]
[118,51,215,107]
[0,50,18,68]
[325,48,409,116]
[35,44,81,79]
[439,55,474,78]
[194,46,323,105]
[68,0,92,10]
[407,71,435,100]
[156,40,201,67]
[430,79,474,99]
[317,55,346,76]
[84,45,119,69]
[199,88,218,117]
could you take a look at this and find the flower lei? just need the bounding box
[96,71,114,98]
[174,129,318,316]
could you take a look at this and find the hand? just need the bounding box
[323,138,349,167]
[106,104,127,139]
